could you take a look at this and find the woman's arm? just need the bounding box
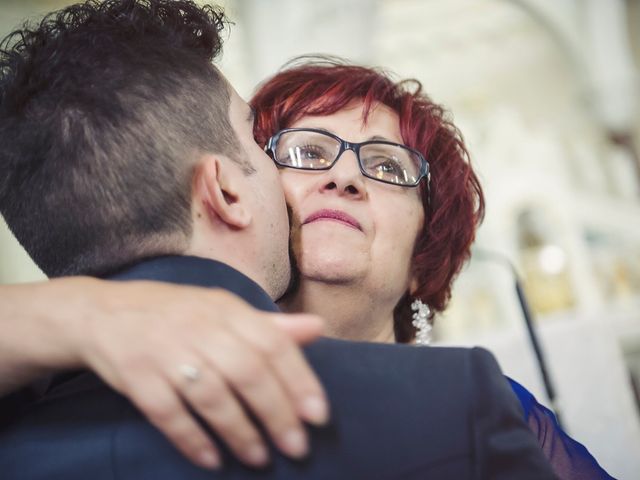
[0,277,328,469]
[507,378,615,480]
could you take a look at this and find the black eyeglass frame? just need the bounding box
[264,127,431,188]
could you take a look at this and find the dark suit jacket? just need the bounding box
[0,256,556,479]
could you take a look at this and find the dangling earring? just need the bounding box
[411,299,432,345]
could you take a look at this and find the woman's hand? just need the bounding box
[0,278,328,470]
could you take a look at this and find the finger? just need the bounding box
[173,363,271,468]
[201,330,309,460]
[233,317,329,426]
[128,376,222,470]
[269,313,325,344]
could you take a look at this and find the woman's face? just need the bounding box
[278,101,425,303]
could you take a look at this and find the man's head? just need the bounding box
[0,0,290,296]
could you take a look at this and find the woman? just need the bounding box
[252,57,480,346]
[249,57,614,480]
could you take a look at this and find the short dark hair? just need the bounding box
[0,0,241,277]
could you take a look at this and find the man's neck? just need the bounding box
[186,237,271,293]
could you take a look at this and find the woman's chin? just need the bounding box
[298,254,367,285]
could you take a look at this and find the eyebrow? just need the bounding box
[368,135,394,143]
[309,127,395,143]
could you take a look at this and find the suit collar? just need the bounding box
[104,255,279,313]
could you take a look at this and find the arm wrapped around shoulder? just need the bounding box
[469,347,557,480]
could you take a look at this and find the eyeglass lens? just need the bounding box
[274,130,423,186]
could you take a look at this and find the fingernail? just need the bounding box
[199,450,221,469]
[281,429,308,458]
[246,443,269,466]
[301,395,329,424]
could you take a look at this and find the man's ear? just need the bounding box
[193,155,251,229]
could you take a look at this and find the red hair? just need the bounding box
[251,57,485,342]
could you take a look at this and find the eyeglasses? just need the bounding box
[264,128,430,188]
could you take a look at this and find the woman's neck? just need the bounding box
[279,280,396,343]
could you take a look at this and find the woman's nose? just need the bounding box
[319,150,367,199]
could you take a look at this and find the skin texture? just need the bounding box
[279,101,425,343]
[188,87,292,300]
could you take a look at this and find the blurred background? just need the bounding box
[1,0,639,477]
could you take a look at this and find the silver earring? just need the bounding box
[411,299,432,345]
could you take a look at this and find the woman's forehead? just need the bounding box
[290,100,403,141]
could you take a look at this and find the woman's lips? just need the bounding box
[303,209,362,231]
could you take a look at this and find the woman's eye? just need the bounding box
[295,145,335,167]
[371,156,404,174]
[281,145,324,161]
[298,145,324,159]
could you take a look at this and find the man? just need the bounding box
[0,0,328,469]
[0,0,555,478]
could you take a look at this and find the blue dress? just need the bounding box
[507,378,616,479]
